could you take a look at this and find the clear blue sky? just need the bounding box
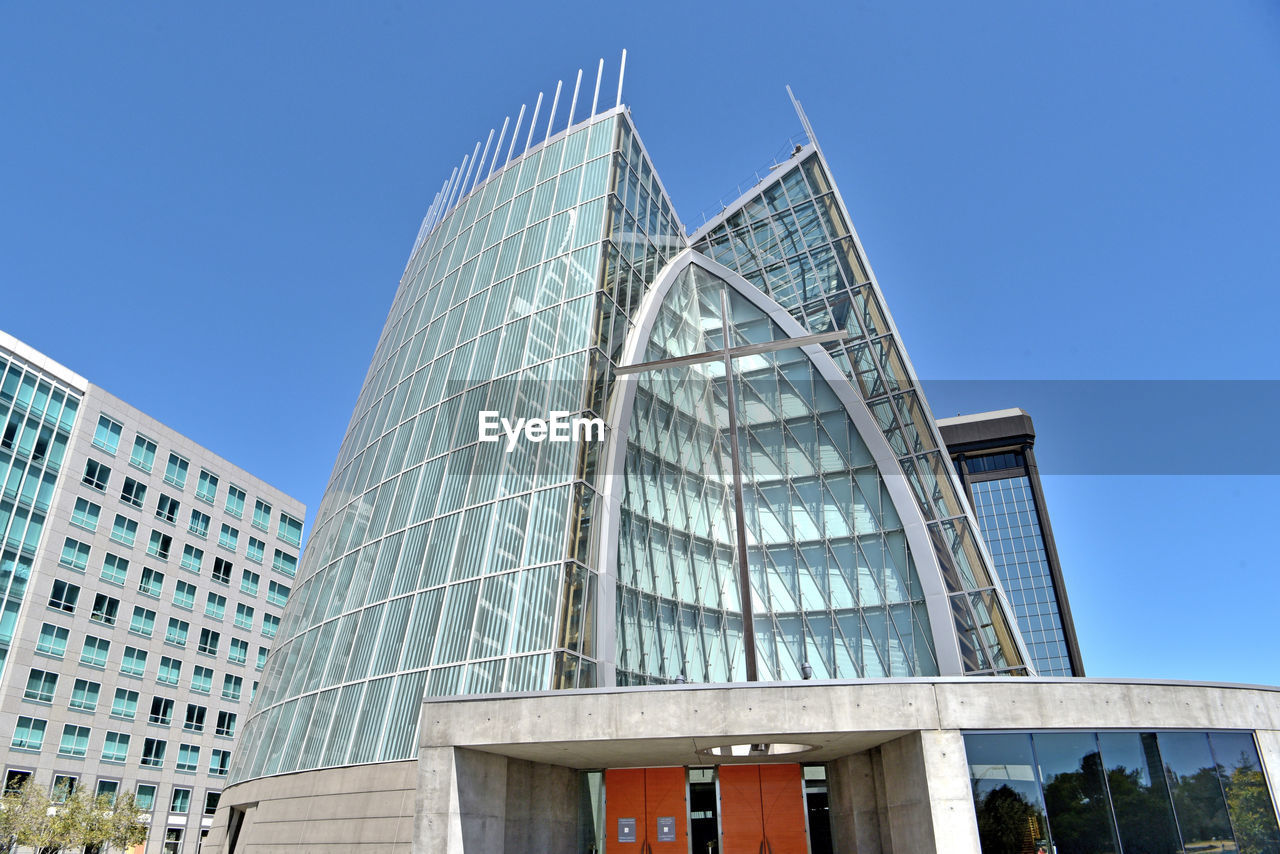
[3,3,1278,683]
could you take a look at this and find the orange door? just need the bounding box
[605,767,688,852]
[718,764,809,854]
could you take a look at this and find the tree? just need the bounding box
[0,780,148,853]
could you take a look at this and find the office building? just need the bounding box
[206,66,1280,854]
[0,331,304,854]
[938,408,1083,677]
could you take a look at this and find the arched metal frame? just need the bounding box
[595,247,967,683]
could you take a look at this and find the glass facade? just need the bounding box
[0,347,80,680]
[970,474,1073,676]
[234,100,1030,783]
[966,730,1280,854]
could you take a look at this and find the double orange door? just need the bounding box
[604,764,808,853]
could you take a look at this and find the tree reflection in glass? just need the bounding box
[1210,732,1280,854]
[965,733,1051,854]
[1159,731,1236,852]
[1033,732,1120,854]
[1097,732,1182,854]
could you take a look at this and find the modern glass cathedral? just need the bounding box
[232,96,1033,784]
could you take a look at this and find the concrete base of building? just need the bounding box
[205,678,1280,853]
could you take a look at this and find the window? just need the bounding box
[3,769,32,794]
[240,568,260,596]
[228,637,248,664]
[36,623,69,657]
[261,614,279,638]
[164,828,183,853]
[165,618,188,647]
[183,704,206,733]
[98,779,121,804]
[51,774,77,802]
[135,783,157,810]
[102,731,130,763]
[69,678,100,711]
[93,415,123,453]
[198,628,220,656]
[196,468,218,503]
[188,508,210,538]
[278,512,303,547]
[130,434,157,471]
[156,494,180,524]
[90,592,119,626]
[130,606,156,636]
[141,737,166,768]
[234,603,254,630]
[12,716,46,750]
[256,646,268,670]
[251,500,271,532]
[171,784,192,811]
[221,675,243,701]
[58,724,90,757]
[272,549,297,577]
[146,530,172,560]
[215,710,237,738]
[120,476,146,508]
[267,580,290,606]
[149,696,174,725]
[225,485,245,518]
[212,557,233,584]
[204,791,221,815]
[205,592,226,620]
[59,537,90,570]
[247,536,265,563]
[173,579,196,609]
[111,688,138,719]
[82,458,110,490]
[181,544,203,572]
[191,666,213,694]
[100,553,129,585]
[47,579,79,613]
[109,514,137,546]
[218,523,239,552]
[120,646,148,677]
[80,635,110,668]
[24,668,58,703]
[157,656,182,685]
[70,497,100,531]
[164,453,189,489]
[139,566,165,597]
[209,749,231,777]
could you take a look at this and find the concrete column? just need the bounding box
[828,750,886,853]
[416,746,509,853]
[502,758,579,852]
[1255,730,1280,819]
[879,731,980,854]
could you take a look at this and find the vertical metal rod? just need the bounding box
[720,287,758,683]
[472,128,495,194]
[567,68,583,130]
[591,58,604,116]
[489,116,510,180]
[616,49,627,108]
[545,80,562,143]
[506,104,526,167]
[439,165,461,220]
[525,92,543,154]
[457,141,482,204]
[445,153,471,212]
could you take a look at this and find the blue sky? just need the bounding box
[3,2,1277,683]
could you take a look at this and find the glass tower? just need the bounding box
[233,88,1033,785]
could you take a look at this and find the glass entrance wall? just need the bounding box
[616,263,937,683]
[693,150,1028,675]
[964,731,1280,854]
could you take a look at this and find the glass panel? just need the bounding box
[1097,732,1182,854]
[1032,731,1120,854]
[1159,731,1236,851]
[1210,732,1280,854]
[965,733,1052,854]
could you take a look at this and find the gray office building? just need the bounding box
[0,330,304,853]
[938,408,1083,677]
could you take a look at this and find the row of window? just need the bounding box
[90,417,303,544]
[3,768,220,820]
[35,621,260,694]
[56,542,286,635]
[21,669,238,734]
[80,457,301,575]
[12,716,232,776]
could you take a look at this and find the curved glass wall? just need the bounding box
[616,262,937,683]
[693,149,1027,675]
